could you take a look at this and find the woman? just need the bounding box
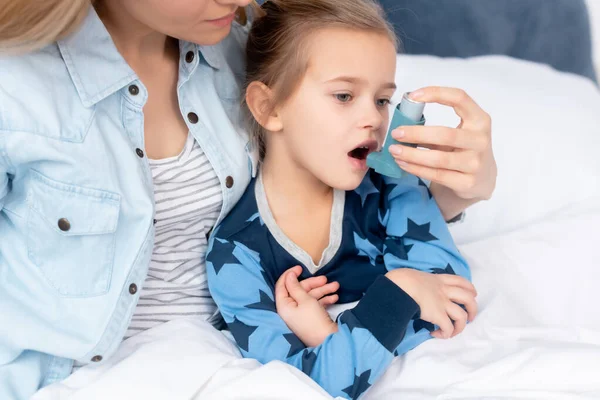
[0,0,496,398]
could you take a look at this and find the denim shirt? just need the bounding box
[0,8,257,399]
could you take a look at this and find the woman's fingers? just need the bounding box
[409,86,490,131]
[390,144,480,174]
[392,161,473,192]
[392,125,487,151]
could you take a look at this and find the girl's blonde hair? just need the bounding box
[244,0,397,160]
[0,0,91,53]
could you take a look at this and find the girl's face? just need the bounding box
[117,0,253,45]
[276,27,397,190]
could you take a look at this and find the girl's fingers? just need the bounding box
[440,274,477,296]
[445,287,478,322]
[446,302,469,338]
[284,270,311,303]
[308,281,340,300]
[300,275,328,293]
[318,294,339,307]
[431,313,454,339]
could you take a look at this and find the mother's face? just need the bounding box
[120,0,253,45]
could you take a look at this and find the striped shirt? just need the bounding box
[124,132,223,339]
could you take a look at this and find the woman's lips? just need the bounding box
[207,12,236,28]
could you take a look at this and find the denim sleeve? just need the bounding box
[206,238,418,400]
[0,132,11,210]
[0,350,50,400]
[0,133,46,400]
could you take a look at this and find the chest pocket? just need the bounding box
[26,170,121,297]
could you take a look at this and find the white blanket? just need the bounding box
[33,198,600,400]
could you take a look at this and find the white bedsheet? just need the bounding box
[33,198,600,400]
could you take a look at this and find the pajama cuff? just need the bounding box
[350,275,420,352]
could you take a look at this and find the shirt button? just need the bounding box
[185,51,195,63]
[136,148,144,158]
[58,218,71,232]
[91,355,103,362]
[225,176,234,189]
[128,85,139,96]
[129,283,138,295]
[187,112,199,124]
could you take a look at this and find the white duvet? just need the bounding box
[33,198,600,400]
[33,56,600,400]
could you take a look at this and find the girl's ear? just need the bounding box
[246,81,284,133]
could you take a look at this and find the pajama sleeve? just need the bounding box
[378,175,471,280]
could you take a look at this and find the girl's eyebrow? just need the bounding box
[324,76,397,90]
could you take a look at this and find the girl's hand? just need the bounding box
[298,273,340,306]
[275,266,339,347]
[385,268,478,339]
[390,87,497,202]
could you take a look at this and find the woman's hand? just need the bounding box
[275,266,339,347]
[389,87,497,215]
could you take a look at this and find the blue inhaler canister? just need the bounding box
[366,92,426,178]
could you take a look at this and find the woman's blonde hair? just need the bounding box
[0,0,91,53]
[244,0,397,160]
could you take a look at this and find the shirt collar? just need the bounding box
[57,7,222,108]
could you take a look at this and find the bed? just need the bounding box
[33,55,600,400]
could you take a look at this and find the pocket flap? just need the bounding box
[28,170,121,235]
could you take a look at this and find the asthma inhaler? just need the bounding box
[366,92,426,178]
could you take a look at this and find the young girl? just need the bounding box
[206,1,479,399]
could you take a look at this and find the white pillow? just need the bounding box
[393,55,600,244]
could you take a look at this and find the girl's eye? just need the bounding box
[377,98,391,107]
[335,93,352,103]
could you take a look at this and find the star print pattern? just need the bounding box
[403,219,439,242]
[431,263,456,275]
[228,317,258,352]
[301,350,318,375]
[342,370,372,400]
[355,176,380,206]
[206,239,239,275]
[284,333,306,358]
[245,290,276,313]
[384,236,413,261]
[354,232,383,266]
[206,172,472,400]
